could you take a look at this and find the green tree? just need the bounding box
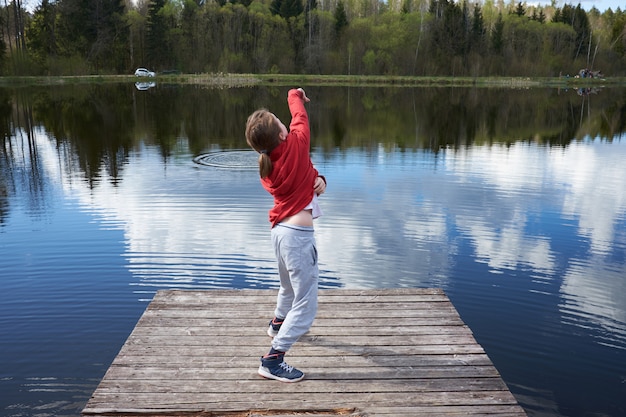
[463,3,486,75]
[553,3,591,61]
[429,0,466,74]
[544,21,576,74]
[178,0,200,72]
[92,0,129,72]
[334,0,348,39]
[0,11,5,73]
[572,4,592,62]
[216,3,251,72]
[271,0,303,18]
[127,6,147,71]
[194,2,223,72]
[11,0,626,77]
[528,6,547,23]
[505,16,544,74]
[470,3,486,54]
[146,0,171,69]
[401,0,412,14]
[55,0,128,73]
[6,0,28,61]
[609,10,626,56]
[56,0,92,57]
[491,11,504,54]
[26,0,57,71]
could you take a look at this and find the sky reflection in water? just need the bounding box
[1,108,626,416]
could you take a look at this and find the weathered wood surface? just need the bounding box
[82,288,527,416]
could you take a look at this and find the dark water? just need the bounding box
[1,84,625,416]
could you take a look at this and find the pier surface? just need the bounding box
[82,288,527,416]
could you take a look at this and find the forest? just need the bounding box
[2,0,626,77]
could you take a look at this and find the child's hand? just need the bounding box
[314,176,326,195]
[297,88,310,103]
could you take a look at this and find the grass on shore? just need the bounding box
[0,72,621,88]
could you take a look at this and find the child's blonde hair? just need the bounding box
[245,109,282,178]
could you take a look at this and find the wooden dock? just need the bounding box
[82,288,527,416]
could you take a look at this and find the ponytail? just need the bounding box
[258,153,273,179]
[245,109,281,178]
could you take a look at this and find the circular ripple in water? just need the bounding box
[193,150,258,169]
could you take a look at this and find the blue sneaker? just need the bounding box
[267,317,284,338]
[258,355,305,382]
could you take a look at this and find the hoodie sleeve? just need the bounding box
[287,89,309,147]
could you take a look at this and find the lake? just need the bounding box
[1,83,625,416]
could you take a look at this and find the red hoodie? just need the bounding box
[261,89,319,227]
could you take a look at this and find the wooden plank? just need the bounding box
[119,334,481,347]
[97,364,503,379]
[105,351,495,372]
[137,315,465,325]
[142,304,462,317]
[150,288,446,300]
[84,390,521,406]
[82,289,527,416]
[92,377,512,394]
[131,324,473,337]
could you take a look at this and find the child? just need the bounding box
[245,88,326,382]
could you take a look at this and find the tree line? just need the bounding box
[2,0,626,77]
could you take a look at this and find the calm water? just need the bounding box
[1,84,625,416]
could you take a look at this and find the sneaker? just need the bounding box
[258,354,305,383]
[267,317,284,338]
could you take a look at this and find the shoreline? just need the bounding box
[0,73,620,88]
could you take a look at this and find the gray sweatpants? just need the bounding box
[270,223,319,352]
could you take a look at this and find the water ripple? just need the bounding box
[193,150,258,169]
